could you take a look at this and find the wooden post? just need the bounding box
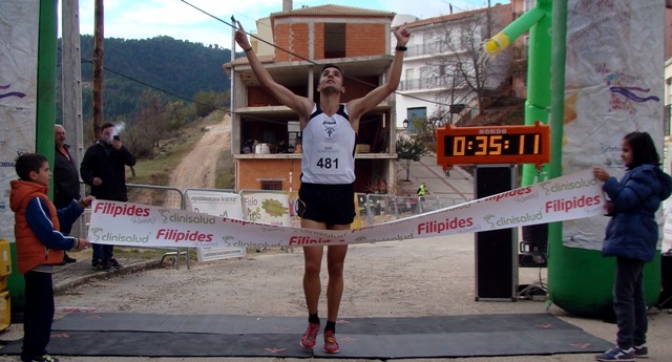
[92,0,104,142]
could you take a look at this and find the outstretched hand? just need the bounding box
[234,21,251,50]
[393,23,410,47]
[592,166,610,182]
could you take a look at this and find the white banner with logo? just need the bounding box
[241,192,291,226]
[184,190,246,261]
[0,0,40,242]
[88,169,606,249]
[562,0,664,250]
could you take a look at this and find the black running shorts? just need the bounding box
[298,183,355,226]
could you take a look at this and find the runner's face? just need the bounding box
[319,67,343,93]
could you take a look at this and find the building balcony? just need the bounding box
[403,41,442,57]
[399,77,455,91]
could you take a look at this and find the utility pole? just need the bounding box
[61,0,84,160]
[487,0,492,39]
[92,0,104,142]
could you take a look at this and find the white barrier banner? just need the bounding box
[242,192,291,226]
[88,169,605,249]
[663,199,672,253]
[186,190,243,218]
[185,190,246,261]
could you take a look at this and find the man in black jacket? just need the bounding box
[54,124,80,263]
[80,123,137,271]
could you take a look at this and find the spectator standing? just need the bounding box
[417,183,428,196]
[593,132,672,361]
[53,125,80,264]
[10,153,91,362]
[80,123,136,271]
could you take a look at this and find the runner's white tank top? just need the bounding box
[300,104,356,184]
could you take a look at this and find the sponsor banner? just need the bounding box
[664,199,672,253]
[0,0,40,241]
[185,190,243,218]
[88,169,605,249]
[663,143,672,253]
[288,191,301,228]
[242,192,291,226]
[185,190,246,262]
[563,0,664,250]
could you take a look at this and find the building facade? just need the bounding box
[394,3,514,131]
[226,5,399,194]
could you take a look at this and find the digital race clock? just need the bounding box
[436,122,550,168]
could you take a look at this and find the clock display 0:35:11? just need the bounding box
[445,134,542,156]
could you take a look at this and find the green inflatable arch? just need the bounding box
[484,0,661,317]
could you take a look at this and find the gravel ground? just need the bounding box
[1,233,671,362]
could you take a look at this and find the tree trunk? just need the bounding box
[405,158,411,181]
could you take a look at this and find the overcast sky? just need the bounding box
[67,0,509,48]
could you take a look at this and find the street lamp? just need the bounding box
[402,119,409,129]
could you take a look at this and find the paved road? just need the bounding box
[406,152,474,201]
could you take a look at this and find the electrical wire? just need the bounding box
[179,0,479,109]
[80,58,229,113]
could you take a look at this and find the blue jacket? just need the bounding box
[602,164,672,262]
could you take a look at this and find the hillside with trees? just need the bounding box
[57,35,233,134]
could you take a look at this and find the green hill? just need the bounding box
[58,35,233,124]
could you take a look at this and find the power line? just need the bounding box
[179,0,461,109]
[79,58,229,112]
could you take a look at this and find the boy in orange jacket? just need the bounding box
[10,153,92,362]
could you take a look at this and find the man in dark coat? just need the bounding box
[80,123,137,271]
[54,124,80,263]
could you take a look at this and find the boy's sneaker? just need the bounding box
[595,346,635,361]
[106,258,123,270]
[323,330,340,354]
[91,259,110,271]
[24,355,60,362]
[299,322,320,349]
[633,344,648,358]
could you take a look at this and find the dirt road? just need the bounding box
[168,114,231,190]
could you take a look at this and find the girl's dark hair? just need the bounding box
[623,131,660,168]
[15,153,47,181]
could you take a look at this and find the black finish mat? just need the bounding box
[1,313,612,359]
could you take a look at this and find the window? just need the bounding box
[405,68,415,90]
[324,23,345,58]
[288,121,300,149]
[406,107,427,135]
[261,181,283,190]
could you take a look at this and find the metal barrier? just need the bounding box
[126,184,190,270]
[418,195,442,213]
[366,194,399,224]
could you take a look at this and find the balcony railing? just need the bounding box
[403,41,443,57]
[401,41,470,58]
[400,77,453,91]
